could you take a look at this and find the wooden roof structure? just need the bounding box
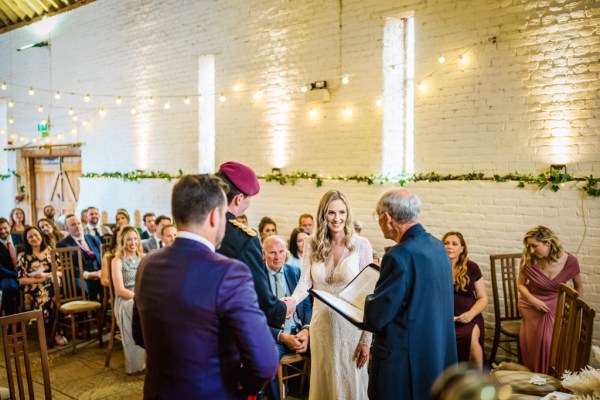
[0,0,95,34]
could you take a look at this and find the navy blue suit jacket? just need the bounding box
[266,263,312,339]
[56,234,102,274]
[363,224,457,400]
[132,237,279,399]
[218,212,287,328]
[0,240,19,315]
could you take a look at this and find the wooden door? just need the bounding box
[32,156,81,221]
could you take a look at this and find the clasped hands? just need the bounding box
[280,328,309,353]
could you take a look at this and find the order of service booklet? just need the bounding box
[309,263,380,329]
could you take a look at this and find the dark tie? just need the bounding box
[158,240,163,248]
[7,241,17,268]
[275,272,291,333]
[93,227,100,237]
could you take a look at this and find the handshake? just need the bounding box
[281,296,296,319]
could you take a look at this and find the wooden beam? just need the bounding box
[12,0,37,19]
[4,0,27,20]
[31,0,49,13]
[0,1,19,23]
[0,8,11,26]
[23,0,43,15]
[46,0,60,10]
[0,0,95,34]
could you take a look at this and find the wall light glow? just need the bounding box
[30,15,59,37]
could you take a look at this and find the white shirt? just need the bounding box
[176,231,215,252]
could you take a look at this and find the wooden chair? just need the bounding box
[104,257,122,367]
[277,353,310,399]
[50,246,103,355]
[491,284,593,396]
[0,309,52,399]
[489,253,522,365]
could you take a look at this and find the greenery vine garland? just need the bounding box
[74,169,600,197]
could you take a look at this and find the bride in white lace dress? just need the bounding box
[291,190,373,400]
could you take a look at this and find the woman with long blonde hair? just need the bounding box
[111,225,145,374]
[442,231,487,370]
[291,190,373,400]
[518,225,583,373]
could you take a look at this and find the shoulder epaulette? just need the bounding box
[229,219,257,237]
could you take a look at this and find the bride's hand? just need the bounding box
[353,342,370,369]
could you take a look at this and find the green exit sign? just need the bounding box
[37,121,49,137]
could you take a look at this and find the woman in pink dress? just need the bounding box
[518,225,583,373]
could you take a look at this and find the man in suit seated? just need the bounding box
[140,212,156,240]
[142,215,171,253]
[57,214,103,302]
[83,206,112,238]
[133,174,278,398]
[263,235,312,400]
[0,218,20,316]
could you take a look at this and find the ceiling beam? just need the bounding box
[0,1,19,23]
[22,0,43,15]
[0,8,10,25]
[0,0,96,34]
[4,0,27,20]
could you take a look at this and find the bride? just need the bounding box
[291,190,373,399]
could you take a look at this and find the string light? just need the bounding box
[8,117,14,124]
[184,96,191,105]
[1,81,6,90]
[32,137,38,143]
[71,128,77,135]
[309,107,317,118]
[459,54,468,64]
[232,84,240,92]
[8,99,14,108]
[148,97,155,105]
[418,82,426,91]
[164,101,170,109]
[342,74,349,85]
[84,94,91,102]
[130,107,137,114]
[342,107,352,117]
[252,91,264,100]
[82,120,89,127]
[38,104,44,112]
[116,96,122,105]
[219,95,226,103]
[68,107,74,115]
[72,116,78,122]
[54,91,61,99]
[375,98,382,107]
[57,133,65,140]
[28,87,35,96]
[99,107,106,116]
[438,55,446,63]
[300,85,308,93]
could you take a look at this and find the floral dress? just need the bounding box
[16,250,57,331]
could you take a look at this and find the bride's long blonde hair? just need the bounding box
[311,190,355,263]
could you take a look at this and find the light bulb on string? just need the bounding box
[342,74,349,85]
[309,108,317,118]
[342,107,352,117]
[99,107,106,116]
[45,138,50,143]
[1,81,6,90]
[300,85,308,93]
[28,87,34,96]
[148,97,155,105]
[82,120,89,127]
[375,98,382,107]
[8,117,14,124]
[438,55,446,63]
[219,95,226,103]
[418,82,426,91]
[8,99,14,108]
[164,102,170,110]
[130,107,137,115]
[84,94,91,102]
[57,133,65,140]
[184,97,190,105]
[32,137,38,143]
[232,84,241,92]
[252,91,264,100]
[68,107,74,116]
[72,116,78,122]
[116,96,122,105]
[459,54,468,64]
[71,128,77,135]
[38,104,44,112]
[55,91,61,100]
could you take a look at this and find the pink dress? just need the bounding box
[518,253,580,373]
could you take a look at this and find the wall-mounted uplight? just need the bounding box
[550,164,567,176]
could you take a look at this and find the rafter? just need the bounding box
[4,0,27,20]
[0,1,19,23]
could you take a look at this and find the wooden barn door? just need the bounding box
[32,156,81,220]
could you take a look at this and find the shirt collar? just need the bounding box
[177,231,215,252]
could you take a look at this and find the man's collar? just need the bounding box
[177,231,215,252]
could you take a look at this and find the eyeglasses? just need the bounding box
[371,211,380,222]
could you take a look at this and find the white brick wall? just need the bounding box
[0,0,599,350]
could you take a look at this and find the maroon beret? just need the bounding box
[218,161,260,196]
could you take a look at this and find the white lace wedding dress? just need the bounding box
[292,234,373,400]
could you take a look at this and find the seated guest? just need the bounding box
[287,227,309,269]
[161,224,177,247]
[43,204,65,230]
[57,214,103,302]
[115,210,131,228]
[442,231,488,370]
[142,215,172,253]
[298,213,314,235]
[38,218,66,247]
[80,208,89,225]
[111,226,146,374]
[17,226,67,346]
[140,213,156,240]
[258,216,277,243]
[9,207,28,245]
[236,214,249,226]
[263,235,311,400]
[0,217,20,316]
[84,207,112,237]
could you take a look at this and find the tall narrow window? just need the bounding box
[382,15,414,176]
[198,55,215,173]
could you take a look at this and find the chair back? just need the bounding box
[490,254,522,325]
[51,246,86,304]
[0,309,52,400]
[548,284,578,377]
[569,297,596,373]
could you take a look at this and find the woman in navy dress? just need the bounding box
[443,231,488,369]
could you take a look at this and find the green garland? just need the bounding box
[0,170,19,181]
[78,169,600,197]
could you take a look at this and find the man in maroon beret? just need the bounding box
[216,161,294,329]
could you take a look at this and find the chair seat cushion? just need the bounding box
[60,300,102,313]
[501,320,522,336]
[492,370,561,395]
[280,353,305,364]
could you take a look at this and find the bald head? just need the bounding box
[262,235,287,272]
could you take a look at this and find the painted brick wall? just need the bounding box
[1,0,599,349]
